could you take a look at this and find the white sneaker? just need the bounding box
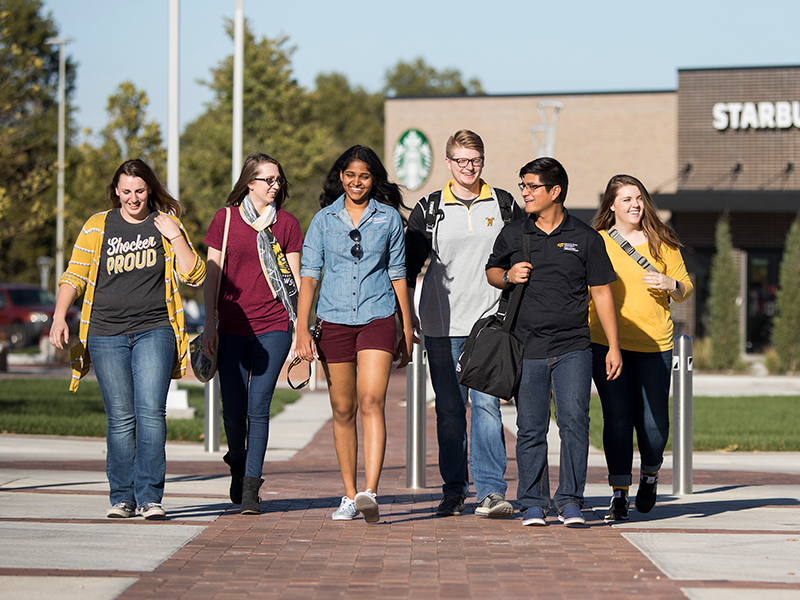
[106,502,135,519]
[332,496,359,521]
[136,502,166,520]
[355,489,380,524]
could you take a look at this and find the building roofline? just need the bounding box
[386,89,675,102]
[679,64,800,74]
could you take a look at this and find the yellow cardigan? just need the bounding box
[59,210,206,391]
[589,230,693,353]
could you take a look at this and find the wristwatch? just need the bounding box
[503,270,510,284]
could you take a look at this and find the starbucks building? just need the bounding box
[385,65,800,353]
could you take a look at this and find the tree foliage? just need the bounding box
[0,0,76,282]
[66,82,166,249]
[180,24,334,237]
[383,57,484,97]
[771,216,800,372]
[312,72,384,159]
[708,214,742,370]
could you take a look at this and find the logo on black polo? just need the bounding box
[558,242,579,252]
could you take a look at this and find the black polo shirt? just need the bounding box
[485,209,616,359]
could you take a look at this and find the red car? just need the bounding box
[0,284,80,349]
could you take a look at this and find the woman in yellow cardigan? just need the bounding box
[589,174,693,522]
[50,159,205,520]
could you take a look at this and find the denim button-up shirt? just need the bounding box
[301,195,406,326]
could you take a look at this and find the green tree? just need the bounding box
[180,23,333,236]
[708,214,742,370]
[312,72,384,159]
[0,0,76,282]
[383,57,484,97]
[67,82,166,248]
[771,216,800,372]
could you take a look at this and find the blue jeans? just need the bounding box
[592,344,671,486]
[88,326,175,508]
[218,329,292,478]
[516,349,592,515]
[425,336,507,501]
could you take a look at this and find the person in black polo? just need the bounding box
[486,157,622,527]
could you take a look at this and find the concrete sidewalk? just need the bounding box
[1,371,800,599]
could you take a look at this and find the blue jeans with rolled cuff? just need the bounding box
[591,343,671,487]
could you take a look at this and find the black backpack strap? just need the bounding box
[495,188,515,224]
[501,231,531,332]
[424,190,443,243]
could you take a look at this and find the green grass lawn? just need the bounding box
[588,394,800,452]
[0,378,300,443]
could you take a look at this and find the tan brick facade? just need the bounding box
[385,92,677,209]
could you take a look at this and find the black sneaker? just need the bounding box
[636,473,659,514]
[604,489,629,522]
[436,494,465,516]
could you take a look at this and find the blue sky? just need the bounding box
[44,0,800,141]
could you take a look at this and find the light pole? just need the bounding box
[232,0,244,184]
[44,36,74,290]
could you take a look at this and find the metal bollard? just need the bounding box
[204,373,221,453]
[406,336,427,489]
[672,334,693,495]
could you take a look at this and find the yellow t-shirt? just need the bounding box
[588,230,693,353]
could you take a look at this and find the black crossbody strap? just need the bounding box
[607,227,659,273]
[501,232,530,333]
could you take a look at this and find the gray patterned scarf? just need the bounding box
[239,196,298,325]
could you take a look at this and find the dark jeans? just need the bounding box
[218,329,292,478]
[591,343,672,487]
[515,349,592,514]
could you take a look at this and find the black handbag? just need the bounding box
[190,207,230,383]
[456,233,529,399]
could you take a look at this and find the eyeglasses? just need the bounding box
[518,182,550,193]
[349,229,363,259]
[253,176,285,187]
[448,156,484,169]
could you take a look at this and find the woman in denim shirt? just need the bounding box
[296,145,413,524]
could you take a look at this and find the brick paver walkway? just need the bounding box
[4,370,800,599]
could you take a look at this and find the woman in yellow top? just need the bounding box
[50,159,205,521]
[588,174,693,522]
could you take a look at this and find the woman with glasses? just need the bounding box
[589,174,692,522]
[296,145,413,524]
[50,159,206,520]
[202,153,303,514]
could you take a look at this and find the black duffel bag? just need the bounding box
[456,232,529,399]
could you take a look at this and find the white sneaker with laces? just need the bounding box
[332,496,359,521]
[106,502,135,519]
[136,502,166,520]
[354,489,380,524]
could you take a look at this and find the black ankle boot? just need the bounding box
[240,476,263,515]
[223,452,246,504]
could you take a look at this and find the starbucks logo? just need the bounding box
[393,129,432,191]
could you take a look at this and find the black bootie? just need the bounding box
[240,476,263,515]
[223,452,246,504]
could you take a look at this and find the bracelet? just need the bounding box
[169,235,182,242]
[672,278,678,292]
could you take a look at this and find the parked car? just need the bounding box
[0,284,80,349]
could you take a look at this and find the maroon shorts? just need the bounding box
[316,315,397,363]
